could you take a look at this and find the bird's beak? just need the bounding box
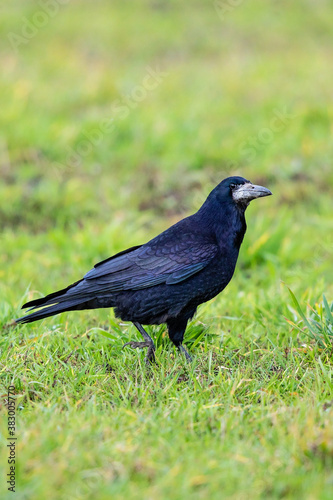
[232,182,272,204]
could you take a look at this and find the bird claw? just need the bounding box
[178,345,193,362]
[123,340,156,364]
[122,341,151,350]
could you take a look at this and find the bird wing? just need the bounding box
[84,232,218,291]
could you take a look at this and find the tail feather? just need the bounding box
[22,279,84,309]
[16,278,98,324]
[16,302,79,324]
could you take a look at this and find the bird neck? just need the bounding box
[197,199,247,250]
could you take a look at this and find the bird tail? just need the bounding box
[15,302,80,324]
[15,278,98,324]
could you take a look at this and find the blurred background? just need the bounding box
[0,0,332,319]
[1,0,332,309]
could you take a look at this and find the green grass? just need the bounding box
[1,1,333,498]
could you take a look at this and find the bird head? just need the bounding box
[199,176,272,218]
[221,176,272,208]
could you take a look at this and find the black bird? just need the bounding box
[16,176,272,363]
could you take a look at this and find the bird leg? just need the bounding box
[123,322,156,364]
[167,317,193,363]
[178,344,193,362]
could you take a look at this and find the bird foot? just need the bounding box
[123,341,156,364]
[123,341,151,349]
[178,345,193,362]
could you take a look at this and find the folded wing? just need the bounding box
[20,231,218,316]
[84,234,218,290]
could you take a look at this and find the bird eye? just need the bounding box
[230,183,236,190]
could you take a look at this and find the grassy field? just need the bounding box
[1,1,333,498]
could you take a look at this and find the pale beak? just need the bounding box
[232,182,272,204]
